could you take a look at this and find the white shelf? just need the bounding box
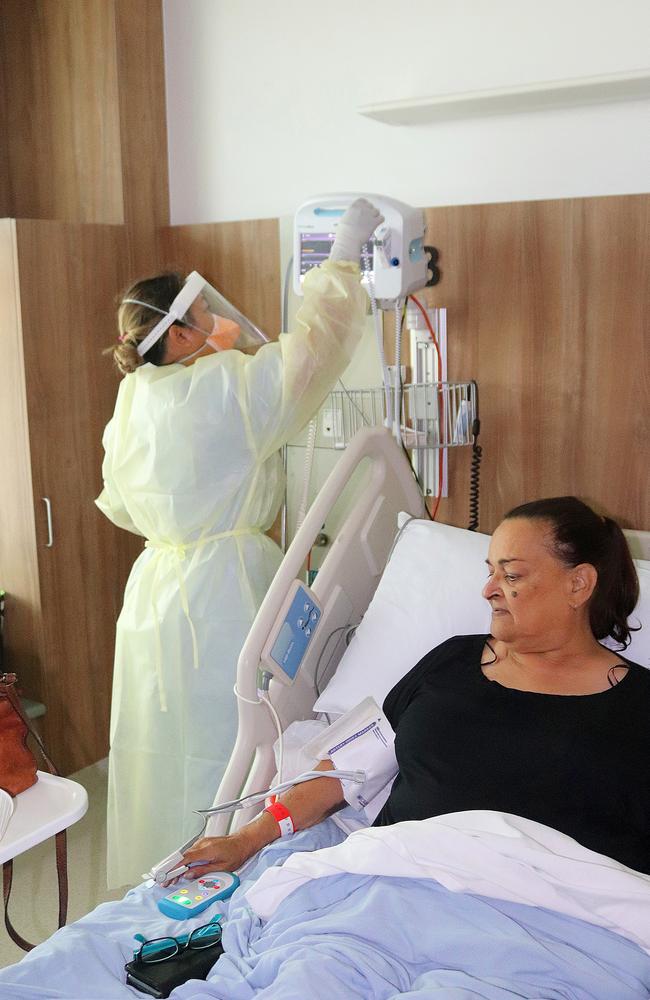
[0,771,88,864]
[358,69,650,125]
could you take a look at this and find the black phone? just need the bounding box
[124,940,224,998]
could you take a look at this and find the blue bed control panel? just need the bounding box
[266,582,322,684]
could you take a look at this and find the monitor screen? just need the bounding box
[299,233,373,283]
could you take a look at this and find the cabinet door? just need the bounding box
[0,220,46,694]
[17,220,143,774]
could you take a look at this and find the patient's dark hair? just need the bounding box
[504,496,640,649]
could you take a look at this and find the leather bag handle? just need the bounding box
[0,673,69,951]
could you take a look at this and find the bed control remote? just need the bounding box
[157,871,240,919]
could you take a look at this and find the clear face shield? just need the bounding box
[133,272,269,360]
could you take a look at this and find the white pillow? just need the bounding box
[314,519,650,718]
[314,517,491,716]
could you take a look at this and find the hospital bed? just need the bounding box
[2,425,649,999]
[210,424,650,834]
[208,426,425,834]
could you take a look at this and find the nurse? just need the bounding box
[97,198,382,886]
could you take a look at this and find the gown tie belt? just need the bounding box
[144,528,263,711]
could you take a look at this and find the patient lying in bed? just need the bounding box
[2,497,649,999]
[181,497,650,881]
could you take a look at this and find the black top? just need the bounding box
[374,634,650,874]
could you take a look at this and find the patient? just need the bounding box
[180,496,650,878]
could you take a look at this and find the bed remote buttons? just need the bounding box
[266,583,322,683]
[157,871,240,919]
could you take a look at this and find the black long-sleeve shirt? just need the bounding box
[375,634,650,874]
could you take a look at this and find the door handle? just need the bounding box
[42,497,54,548]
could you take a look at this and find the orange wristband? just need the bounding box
[264,801,295,837]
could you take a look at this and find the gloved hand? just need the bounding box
[329,198,384,264]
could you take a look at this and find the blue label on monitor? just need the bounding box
[270,587,321,680]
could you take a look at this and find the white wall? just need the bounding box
[163,0,650,223]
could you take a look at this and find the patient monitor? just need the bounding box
[294,193,432,309]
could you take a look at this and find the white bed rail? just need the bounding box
[206,427,425,834]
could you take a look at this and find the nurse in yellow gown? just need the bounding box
[96,199,382,886]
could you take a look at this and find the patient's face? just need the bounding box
[482,518,575,649]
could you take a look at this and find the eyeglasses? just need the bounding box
[133,916,223,964]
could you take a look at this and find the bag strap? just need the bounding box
[3,831,68,952]
[0,673,69,951]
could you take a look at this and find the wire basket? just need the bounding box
[324,381,477,450]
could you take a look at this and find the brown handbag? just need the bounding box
[0,672,68,951]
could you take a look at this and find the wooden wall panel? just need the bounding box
[0,221,45,696]
[0,0,168,252]
[15,220,144,773]
[114,0,169,271]
[159,220,282,340]
[0,0,124,223]
[420,194,649,533]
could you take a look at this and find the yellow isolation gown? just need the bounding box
[96,261,367,886]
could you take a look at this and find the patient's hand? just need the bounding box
[175,836,249,879]
[163,762,345,885]
[175,820,276,882]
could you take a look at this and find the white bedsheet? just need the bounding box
[247,809,650,953]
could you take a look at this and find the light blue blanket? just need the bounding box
[1,820,648,999]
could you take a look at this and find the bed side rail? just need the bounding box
[207,427,424,833]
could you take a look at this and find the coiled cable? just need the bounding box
[468,412,482,531]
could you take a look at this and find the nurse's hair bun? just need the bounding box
[104,272,184,375]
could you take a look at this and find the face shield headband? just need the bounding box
[125,272,269,358]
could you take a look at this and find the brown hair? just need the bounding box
[104,272,185,375]
[504,496,640,648]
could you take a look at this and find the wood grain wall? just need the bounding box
[15,220,145,771]
[0,0,168,264]
[0,0,123,223]
[0,221,46,690]
[418,194,649,534]
[160,220,282,340]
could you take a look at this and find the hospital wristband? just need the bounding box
[264,801,295,837]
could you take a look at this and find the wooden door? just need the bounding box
[0,219,46,695]
[16,219,143,773]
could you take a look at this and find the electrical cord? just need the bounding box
[468,435,482,531]
[233,680,285,785]
[393,298,404,444]
[313,624,357,699]
[468,380,482,532]
[260,693,284,786]
[336,377,370,427]
[280,255,294,553]
[195,769,365,818]
[296,417,317,533]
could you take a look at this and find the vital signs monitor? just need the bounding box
[294,193,431,308]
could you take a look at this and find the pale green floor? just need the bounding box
[0,759,133,970]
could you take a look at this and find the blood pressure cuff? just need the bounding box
[303,697,398,821]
